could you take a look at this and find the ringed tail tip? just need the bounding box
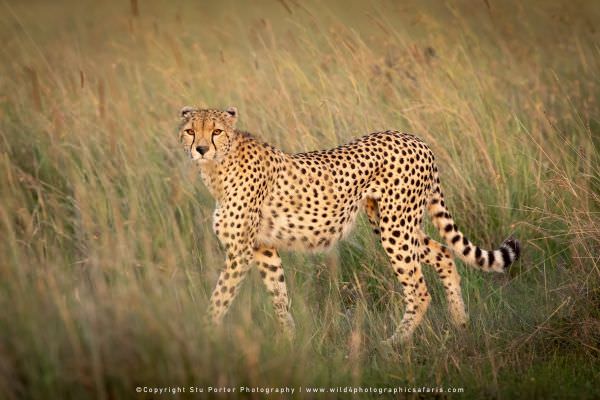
[499,236,521,271]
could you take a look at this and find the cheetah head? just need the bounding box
[178,106,238,162]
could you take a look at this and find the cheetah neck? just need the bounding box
[196,130,253,202]
[196,160,222,200]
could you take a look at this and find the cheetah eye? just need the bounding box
[212,129,223,136]
[184,129,194,135]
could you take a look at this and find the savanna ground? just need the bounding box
[0,0,599,399]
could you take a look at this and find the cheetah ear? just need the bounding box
[180,106,196,119]
[225,106,238,120]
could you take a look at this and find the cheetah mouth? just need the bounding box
[192,155,210,163]
[189,153,204,161]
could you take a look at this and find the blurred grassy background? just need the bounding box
[0,0,599,398]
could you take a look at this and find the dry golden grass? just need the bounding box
[0,0,598,398]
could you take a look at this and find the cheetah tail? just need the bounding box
[427,182,520,273]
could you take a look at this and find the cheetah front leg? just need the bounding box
[207,203,260,326]
[207,245,254,325]
[254,245,296,338]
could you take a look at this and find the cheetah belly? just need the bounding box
[256,199,363,252]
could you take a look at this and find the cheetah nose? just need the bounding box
[196,145,209,155]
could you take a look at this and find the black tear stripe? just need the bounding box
[189,129,196,154]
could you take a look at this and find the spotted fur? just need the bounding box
[178,106,520,344]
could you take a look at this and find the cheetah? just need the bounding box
[178,106,520,344]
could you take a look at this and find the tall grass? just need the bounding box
[0,0,599,398]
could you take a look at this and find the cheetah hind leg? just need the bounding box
[376,195,431,345]
[254,245,296,339]
[416,231,468,328]
[364,197,382,236]
[365,199,426,343]
[363,199,466,339]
